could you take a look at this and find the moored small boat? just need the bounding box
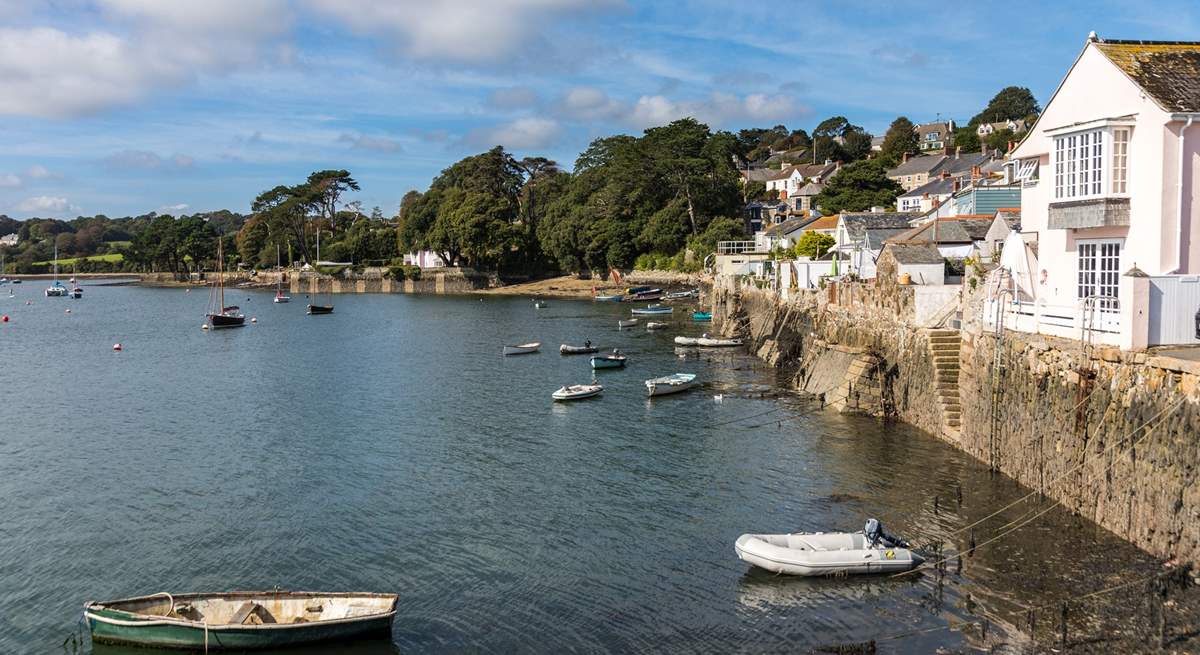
[673,336,699,346]
[503,342,541,356]
[590,352,628,369]
[734,522,922,577]
[630,289,663,301]
[594,294,624,302]
[84,590,397,650]
[625,286,653,295]
[306,304,334,315]
[617,318,638,328]
[665,289,699,299]
[692,311,712,321]
[552,383,603,401]
[646,321,668,330]
[560,343,599,355]
[696,336,742,347]
[208,306,246,328]
[645,372,697,397]
[533,300,548,309]
[631,305,672,315]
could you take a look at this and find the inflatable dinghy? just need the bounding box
[735,523,923,577]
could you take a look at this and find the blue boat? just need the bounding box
[590,352,628,369]
[692,311,712,322]
[631,305,672,316]
[594,294,624,302]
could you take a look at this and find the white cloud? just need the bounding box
[103,150,196,171]
[0,1,292,118]
[17,196,79,214]
[559,86,624,121]
[465,117,562,150]
[156,203,189,215]
[25,165,51,179]
[626,92,804,129]
[305,0,620,65]
[338,133,403,153]
[0,174,20,188]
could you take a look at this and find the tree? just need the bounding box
[969,86,1040,126]
[794,231,835,259]
[952,127,980,153]
[879,117,920,165]
[812,160,904,214]
[300,170,359,230]
[842,128,873,161]
[984,128,1017,152]
[687,216,746,258]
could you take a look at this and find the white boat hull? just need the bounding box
[552,384,603,401]
[673,336,698,346]
[735,533,922,577]
[503,342,542,356]
[696,337,742,347]
[645,373,698,397]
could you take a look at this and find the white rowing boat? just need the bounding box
[503,342,541,356]
[696,336,742,347]
[645,372,697,397]
[646,321,668,330]
[617,318,638,328]
[552,383,604,401]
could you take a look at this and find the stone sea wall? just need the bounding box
[714,274,1200,565]
[293,267,492,295]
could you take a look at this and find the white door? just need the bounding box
[1076,239,1122,331]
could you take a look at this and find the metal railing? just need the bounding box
[716,241,759,255]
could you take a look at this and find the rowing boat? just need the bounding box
[552,383,604,401]
[560,343,599,355]
[645,372,697,397]
[617,318,638,328]
[503,342,541,355]
[631,305,672,315]
[84,591,397,650]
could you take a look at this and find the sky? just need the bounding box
[1,0,1198,220]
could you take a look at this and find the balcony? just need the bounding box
[1048,197,1130,229]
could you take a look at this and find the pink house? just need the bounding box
[1002,34,1200,348]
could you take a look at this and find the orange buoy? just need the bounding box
[113,343,122,351]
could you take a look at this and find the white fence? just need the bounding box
[983,297,1121,345]
[1148,275,1200,346]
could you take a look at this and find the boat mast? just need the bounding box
[217,238,225,310]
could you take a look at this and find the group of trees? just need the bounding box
[0,210,245,274]
[397,119,750,276]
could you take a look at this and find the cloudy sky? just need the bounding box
[1,0,1197,219]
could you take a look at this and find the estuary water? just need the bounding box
[0,284,1175,653]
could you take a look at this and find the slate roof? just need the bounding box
[840,212,918,240]
[899,176,957,198]
[805,215,839,231]
[796,181,825,196]
[741,168,776,183]
[938,150,999,177]
[888,217,994,244]
[996,209,1021,230]
[1095,40,1200,112]
[886,155,946,177]
[883,243,944,265]
[862,228,910,250]
[763,217,817,237]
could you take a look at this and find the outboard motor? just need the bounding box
[864,518,910,548]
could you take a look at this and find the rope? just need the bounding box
[895,398,1184,578]
[947,397,1185,538]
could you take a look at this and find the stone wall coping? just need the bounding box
[1146,355,1200,376]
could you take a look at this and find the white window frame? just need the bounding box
[1052,126,1132,201]
[1076,238,1123,311]
[1014,158,1039,182]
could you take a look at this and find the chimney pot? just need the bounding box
[955,146,962,159]
[902,152,909,163]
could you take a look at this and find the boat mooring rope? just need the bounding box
[895,397,1185,578]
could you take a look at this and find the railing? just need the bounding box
[716,241,759,255]
[983,296,1121,344]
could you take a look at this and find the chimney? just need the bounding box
[1007,140,1015,154]
[940,170,950,180]
[981,142,987,155]
[902,152,909,163]
[825,158,832,165]
[955,146,961,159]
[971,165,981,179]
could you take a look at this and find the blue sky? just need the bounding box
[1,0,1198,219]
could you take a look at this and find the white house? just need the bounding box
[404,251,447,268]
[1003,33,1200,348]
[0,233,17,247]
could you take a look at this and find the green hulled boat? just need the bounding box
[85,591,397,651]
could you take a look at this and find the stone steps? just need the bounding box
[927,328,963,435]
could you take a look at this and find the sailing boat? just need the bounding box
[69,262,83,298]
[44,243,67,297]
[206,239,245,328]
[273,244,290,303]
[306,228,333,315]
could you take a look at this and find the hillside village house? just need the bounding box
[976,118,1029,137]
[764,161,838,199]
[917,120,954,152]
[1004,34,1200,348]
[0,233,17,247]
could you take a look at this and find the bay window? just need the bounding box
[1052,126,1132,200]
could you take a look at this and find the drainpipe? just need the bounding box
[1173,114,1200,273]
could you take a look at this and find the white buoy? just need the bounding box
[65,309,71,314]
[251,317,257,323]
[112,343,122,351]
[201,323,209,330]
[714,394,724,403]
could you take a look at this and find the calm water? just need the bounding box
[0,284,1174,653]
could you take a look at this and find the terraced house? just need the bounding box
[1002,33,1200,348]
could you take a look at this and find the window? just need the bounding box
[1015,158,1039,182]
[1077,239,1122,311]
[1112,128,1129,194]
[1053,127,1131,200]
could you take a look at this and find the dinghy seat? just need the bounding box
[230,601,277,625]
